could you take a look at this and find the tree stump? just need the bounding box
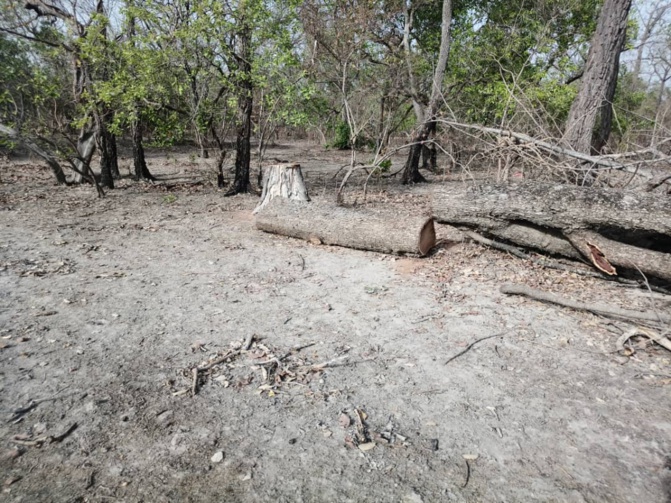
[256,198,436,256]
[253,163,310,214]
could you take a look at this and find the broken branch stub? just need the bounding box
[255,198,436,256]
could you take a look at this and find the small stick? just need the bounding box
[191,367,199,396]
[444,333,505,365]
[462,459,471,488]
[192,335,257,395]
[242,333,255,351]
[308,355,351,370]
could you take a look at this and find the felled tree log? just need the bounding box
[256,198,436,256]
[253,163,310,214]
[432,183,671,282]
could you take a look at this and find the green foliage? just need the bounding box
[331,120,352,149]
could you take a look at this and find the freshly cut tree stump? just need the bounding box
[253,163,310,214]
[256,198,436,256]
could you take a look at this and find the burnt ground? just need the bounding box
[0,141,670,503]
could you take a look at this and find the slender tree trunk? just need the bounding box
[228,27,253,196]
[401,0,452,184]
[132,119,155,181]
[563,0,632,154]
[96,112,114,189]
[422,121,438,172]
[110,132,120,178]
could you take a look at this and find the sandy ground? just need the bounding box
[0,142,670,503]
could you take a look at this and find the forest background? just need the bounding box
[1,0,670,194]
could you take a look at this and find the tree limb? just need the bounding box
[501,284,671,324]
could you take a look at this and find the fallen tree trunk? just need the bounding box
[256,198,436,256]
[432,182,671,282]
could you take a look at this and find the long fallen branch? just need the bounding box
[501,284,671,324]
[437,120,656,178]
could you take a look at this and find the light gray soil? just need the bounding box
[1,143,670,503]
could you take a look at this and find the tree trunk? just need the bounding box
[254,163,310,214]
[132,119,155,181]
[422,121,438,172]
[563,0,632,155]
[591,53,621,154]
[97,117,114,189]
[72,129,97,184]
[110,132,120,179]
[431,182,671,282]
[228,27,253,196]
[256,198,436,256]
[402,0,452,184]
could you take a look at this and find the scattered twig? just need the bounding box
[51,422,78,442]
[10,423,78,447]
[8,388,77,423]
[307,354,351,370]
[444,333,505,365]
[242,333,255,351]
[616,328,671,353]
[501,284,671,324]
[192,335,257,395]
[254,342,318,365]
[191,367,199,396]
[462,459,471,488]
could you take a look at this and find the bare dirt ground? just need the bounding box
[1,141,670,503]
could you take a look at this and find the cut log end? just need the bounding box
[419,218,436,256]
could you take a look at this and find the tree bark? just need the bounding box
[132,119,155,181]
[71,129,97,184]
[254,163,310,214]
[96,115,114,189]
[227,26,253,196]
[563,0,632,155]
[431,182,671,282]
[256,198,436,256]
[110,132,120,179]
[402,0,452,184]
